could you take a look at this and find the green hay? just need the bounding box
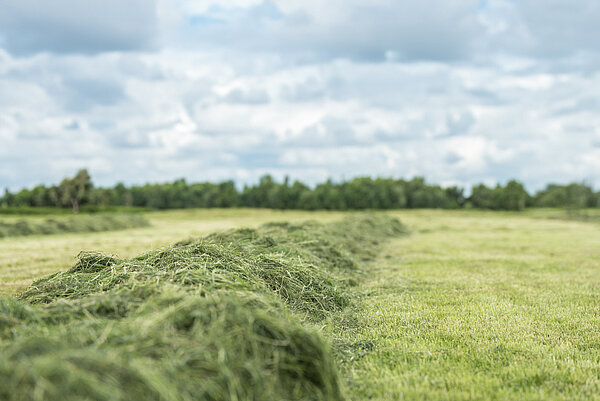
[0,214,150,238]
[1,214,405,400]
[1,291,342,401]
[207,215,405,272]
[0,206,152,216]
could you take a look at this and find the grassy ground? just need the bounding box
[338,209,600,400]
[1,208,600,399]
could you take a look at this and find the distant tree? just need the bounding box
[30,185,52,207]
[445,186,465,208]
[470,180,528,211]
[403,177,455,209]
[298,189,320,210]
[533,183,595,209]
[497,180,528,211]
[113,183,132,206]
[52,169,93,213]
[288,181,310,209]
[1,189,13,207]
[241,175,285,209]
[5,168,599,212]
[314,180,345,210]
[470,184,495,209]
[373,178,407,209]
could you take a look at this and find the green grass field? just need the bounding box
[1,208,599,399]
[337,210,600,400]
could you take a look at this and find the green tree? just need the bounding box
[52,169,93,213]
[470,184,495,209]
[1,189,14,207]
[497,180,528,211]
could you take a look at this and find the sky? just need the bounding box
[1,0,599,192]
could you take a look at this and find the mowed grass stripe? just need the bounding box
[337,211,600,400]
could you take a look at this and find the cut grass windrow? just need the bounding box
[0,214,405,401]
[0,214,150,238]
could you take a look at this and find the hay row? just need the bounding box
[0,214,150,238]
[0,214,405,401]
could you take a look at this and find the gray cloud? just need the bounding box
[279,77,325,102]
[108,131,152,150]
[444,152,464,165]
[444,111,476,137]
[284,117,361,148]
[518,0,600,58]
[64,121,80,131]
[184,0,480,62]
[223,88,270,105]
[2,1,600,192]
[60,76,127,112]
[237,151,283,169]
[550,97,600,117]
[479,0,600,62]
[0,0,158,55]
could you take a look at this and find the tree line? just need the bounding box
[1,169,599,212]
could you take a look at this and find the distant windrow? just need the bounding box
[0,214,149,238]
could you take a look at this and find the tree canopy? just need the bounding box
[1,171,598,211]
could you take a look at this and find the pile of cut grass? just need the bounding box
[1,214,405,401]
[0,214,150,238]
[562,209,600,223]
[0,206,152,215]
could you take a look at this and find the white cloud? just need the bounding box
[479,0,600,60]
[174,0,480,61]
[0,1,599,191]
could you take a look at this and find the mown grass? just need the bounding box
[0,206,152,215]
[0,214,150,239]
[0,209,345,295]
[333,210,600,400]
[0,214,404,401]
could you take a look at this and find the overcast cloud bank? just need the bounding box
[1,0,599,191]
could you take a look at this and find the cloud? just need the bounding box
[444,152,463,165]
[182,0,481,61]
[519,0,600,58]
[279,77,325,102]
[60,76,127,112]
[1,1,600,193]
[223,88,270,104]
[444,111,476,137]
[479,0,600,60]
[0,0,159,55]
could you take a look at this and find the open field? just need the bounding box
[1,208,600,399]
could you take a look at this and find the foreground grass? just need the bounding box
[338,210,600,400]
